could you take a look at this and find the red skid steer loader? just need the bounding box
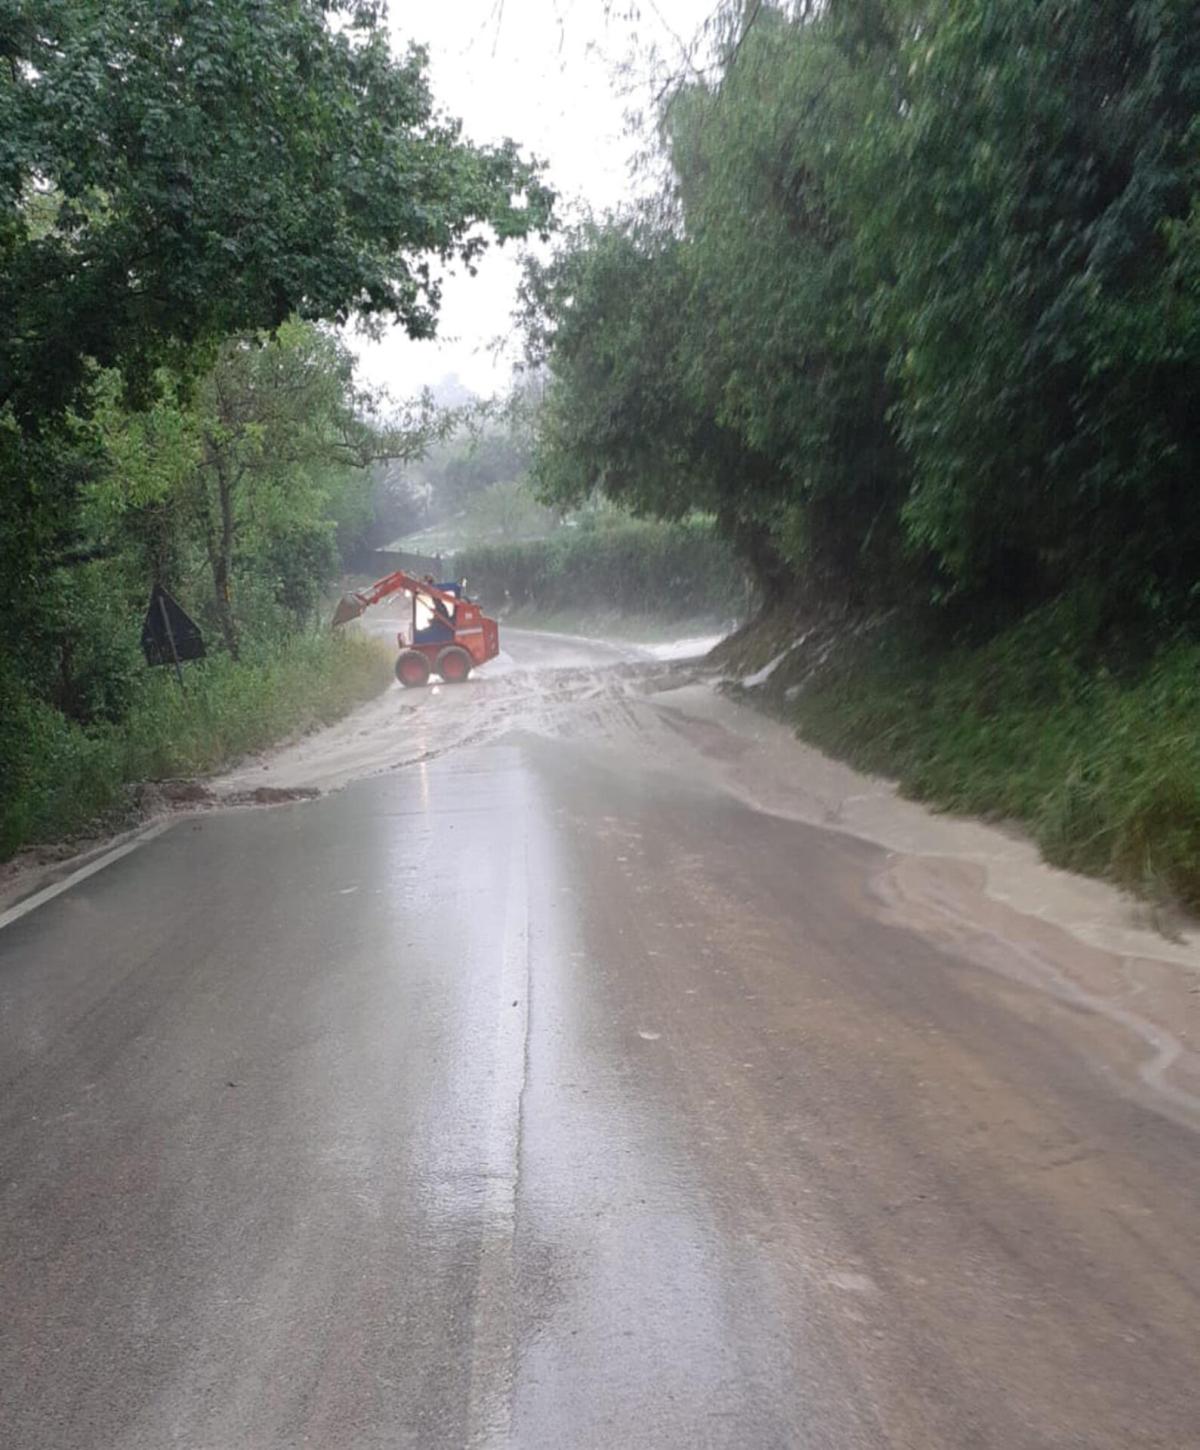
[332,571,500,687]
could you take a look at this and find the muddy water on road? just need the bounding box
[214,628,672,796]
[4,628,1200,1449]
[215,628,1200,1124]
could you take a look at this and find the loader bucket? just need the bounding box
[331,592,366,629]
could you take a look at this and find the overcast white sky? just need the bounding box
[352,0,712,402]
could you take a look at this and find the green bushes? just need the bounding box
[455,517,747,622]
[773,608,1200,910]
[0,633,392,860]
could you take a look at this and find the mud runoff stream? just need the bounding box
[212,625,1200,1127]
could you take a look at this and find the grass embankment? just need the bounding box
[1,632,393,859]
[455,517,748,632]
[722,600,1200,912]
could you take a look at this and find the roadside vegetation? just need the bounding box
[719,603,1200,910]
[2,634,393,859]
[456,517,747,628]
[522,0,1200,909]
[372,405,747,633]
[1,1,551,860]
[796,630,1200,913]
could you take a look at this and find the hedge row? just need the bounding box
[455,518,747,620]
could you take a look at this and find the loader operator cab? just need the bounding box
[409,580,461,647]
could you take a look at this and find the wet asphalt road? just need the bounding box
[2,636,1199,1448]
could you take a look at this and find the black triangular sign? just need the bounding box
[141,585,206,666]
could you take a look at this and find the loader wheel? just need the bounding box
[395,649,431,688]
[436,646,472,683]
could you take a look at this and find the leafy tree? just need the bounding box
[526,0,1200,625]
[662,10,905,593]
[95,321,436,656]
[375,411,537,545]
[522,222,793,595]
[848,0,1200,611]
[522,12,904,598]
[463,479,557,543]
[0,0,553,424]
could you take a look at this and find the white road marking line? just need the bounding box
[464,835,532,1449]
[0,822,172,932]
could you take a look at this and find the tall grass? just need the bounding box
[1,632,393,859]
[769,604,1200,911]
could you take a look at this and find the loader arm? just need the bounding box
[331,570,461,628]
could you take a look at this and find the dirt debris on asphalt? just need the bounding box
[3,627,1199,1450]
[4,624,1199,1114]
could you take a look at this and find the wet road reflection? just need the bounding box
[2,635,1198,1448]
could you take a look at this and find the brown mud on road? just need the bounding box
[3,626,1199,1450]
[214,625,1200,1126]
[211,626,699,796]
[5,624,1199,1121]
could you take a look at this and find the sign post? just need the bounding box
[141,585,205,685]
[157,591,185,688]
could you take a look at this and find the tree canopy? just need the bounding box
[525,0,1200,623]
[1,0,553,423]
